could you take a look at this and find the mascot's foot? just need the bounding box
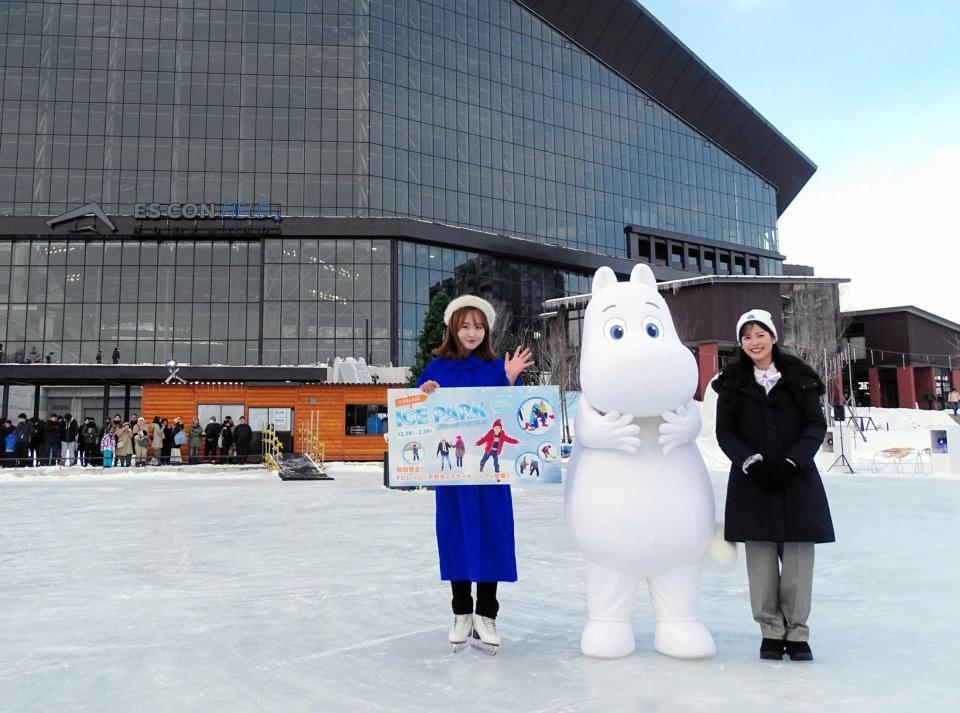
[654,620,716,659]
[580,620,635,659]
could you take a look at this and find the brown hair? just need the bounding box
[434,307,496,360]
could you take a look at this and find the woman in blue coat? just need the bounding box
[417,295,534,652]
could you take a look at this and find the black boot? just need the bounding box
[785,640,813,661]
[760,638,785,660]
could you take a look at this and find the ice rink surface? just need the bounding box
[2,462,958,713]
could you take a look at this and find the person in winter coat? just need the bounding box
[81,418,100,466]
[2,419,16,467]
[233,416,253,464]
[948,387,960,416]
[712,309,835,663]
[474,419,520,474]
[100,429,116,468]
[134,423,150,467]
[219,419,234,464]
[160,418,174,465]
[115,422,134,467]
[170,417,184,464]
[43,414,62,466]
[188,417,204,464]
[150,416,164,465]
[416,294,534,652]
[61,413,79,466]
[14,413,33,468]
[454,435,466,468]
[31,417,45,466]
[204,417,222,463]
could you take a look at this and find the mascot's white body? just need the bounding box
[566,263,717,659]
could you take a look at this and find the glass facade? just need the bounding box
[0,1,371,217]
[368,0,778,255]
[0,236,396,367]
[261,237,391,366]
[0,238,261,366]
[0,1,786,368]
[397,239,589,365]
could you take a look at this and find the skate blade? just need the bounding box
[451,641,470,654]
[471,640,499,656]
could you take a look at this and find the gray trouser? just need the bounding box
[745,541,815,642]
[61,441,77,466]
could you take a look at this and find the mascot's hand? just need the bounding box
[658,399,701,455]
[576,397,641,453]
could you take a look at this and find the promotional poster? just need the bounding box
[388,385,563,487]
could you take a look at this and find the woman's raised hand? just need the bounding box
[420,379,440,394]
[504,347,535,385]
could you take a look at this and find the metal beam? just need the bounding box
[102,383,110,427]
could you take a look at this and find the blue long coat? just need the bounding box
[416,355,518,582]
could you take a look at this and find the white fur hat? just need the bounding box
[736,308,778,342]
[444,295,496,328]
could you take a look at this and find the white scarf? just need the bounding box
[753,362,781,394]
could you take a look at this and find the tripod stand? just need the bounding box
[828,404,854,473]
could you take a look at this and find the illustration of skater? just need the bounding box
[535,401,550,427]
[540,444,553,460]
[454,435,466,468]
[519,456,528,474]
[475,418,520,473]
[529,458,540,478]
[520,399,554,431]
[411,443,419,461]
[437,437,453,470]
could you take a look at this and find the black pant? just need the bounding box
[84,444,100,466]
[451,581,499,619]
[15,442,30,467]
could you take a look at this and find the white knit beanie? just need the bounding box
[736,308,778,342]
[444,295,496,329]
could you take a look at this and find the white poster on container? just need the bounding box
[270,408,291,432]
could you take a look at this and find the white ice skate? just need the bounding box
[449,613,473,653]
[471,614,500,656]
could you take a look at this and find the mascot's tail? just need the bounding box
[707,523,737,570]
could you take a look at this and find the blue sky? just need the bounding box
[640,0,960,324]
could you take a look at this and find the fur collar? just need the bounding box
[713,351,825,400]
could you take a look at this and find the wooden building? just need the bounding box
[142,382,394,461]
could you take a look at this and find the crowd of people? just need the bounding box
[0,413,255,468]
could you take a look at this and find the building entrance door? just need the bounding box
[249,407,295,454]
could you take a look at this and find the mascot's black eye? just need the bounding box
[646,323,659,338]
[610,325,624,340]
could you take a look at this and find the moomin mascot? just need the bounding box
[566,263,721,659]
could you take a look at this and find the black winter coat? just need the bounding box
[220,425,234,450]
[233,424,253,449]
[713,352,835,544]
[44,421,61,445]
[204,422,222,444]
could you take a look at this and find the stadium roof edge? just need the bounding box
[516,0,817,215]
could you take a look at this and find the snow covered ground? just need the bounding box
[2,458,958,712]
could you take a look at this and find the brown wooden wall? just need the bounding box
[141,383,393,461]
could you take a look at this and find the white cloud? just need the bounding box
[778,145,960,324]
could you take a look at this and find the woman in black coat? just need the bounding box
[713,309,834,662]
[160,418,174,465]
